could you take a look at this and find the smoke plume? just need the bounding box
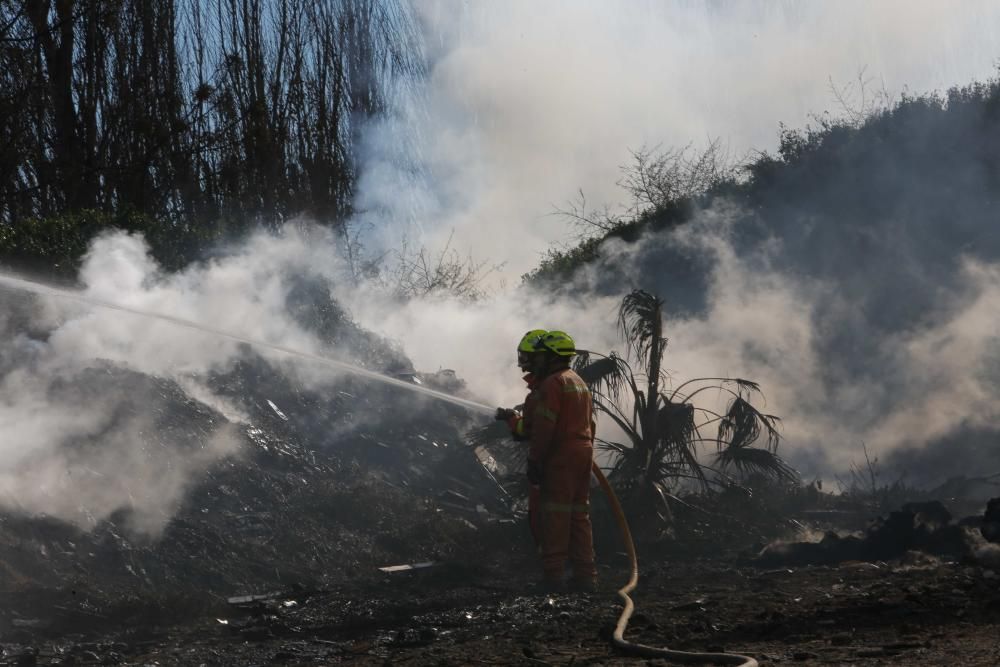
[359,1,1000,277]
[5,2,1000,532]
[0,228,376,533]
[344,1,1000,484]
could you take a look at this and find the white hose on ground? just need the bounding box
[592,462,758,666]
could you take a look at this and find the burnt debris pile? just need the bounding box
[0,286,517,641]
[755,498,1000,567]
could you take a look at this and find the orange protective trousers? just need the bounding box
[539,441,596,580]
[528,368,597,581]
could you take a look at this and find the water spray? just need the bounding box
[0,273,495,415]
[0,272,756,666]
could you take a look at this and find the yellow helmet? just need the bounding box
[517,329,548,370]
[535,330,576,357]
[518,329,548,353]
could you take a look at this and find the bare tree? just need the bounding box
[375,232,504,302]
[826,66,893,129]
[618,139,737,213]
[553,139,739,243]
[0,0,424,266]
[552,188,627,241]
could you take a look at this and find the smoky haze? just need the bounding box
[344,1,1000,485]
[358,0,1000,277]
[0,228,418,534]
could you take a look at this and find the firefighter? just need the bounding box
[527,330,597,591]
[496,329,548,546]
[498,329,548,436]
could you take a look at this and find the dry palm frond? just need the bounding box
[714,446,797,482]
[717,396,781,452]
[656,399,696,445]
[652,398,709,489]
[661,438,710,490]
[595,437,628,456]
[668,377,762,404]
[714,395,792,482]
[617,289,668,364]
[731,378,762,394]
[574,351,633,404]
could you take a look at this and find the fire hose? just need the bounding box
[591,462,758,666]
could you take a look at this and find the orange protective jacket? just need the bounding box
[527,367,594,465]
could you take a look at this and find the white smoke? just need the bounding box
[341,197,1000,480]
[359,1,1000,278]
[0,228,364,534]
[340,0,1000,480]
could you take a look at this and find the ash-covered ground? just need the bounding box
[4,286,1000,666]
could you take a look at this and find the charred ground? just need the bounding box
[4,342,1000,665]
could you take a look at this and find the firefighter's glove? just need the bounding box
[526,460,544,485]
[495,407,516,421]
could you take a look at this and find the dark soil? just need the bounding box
[7,542,1000,665]
[6,430,1000,667]
[4,335,1000,664]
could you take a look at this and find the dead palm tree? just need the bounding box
[575,289,796,522]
